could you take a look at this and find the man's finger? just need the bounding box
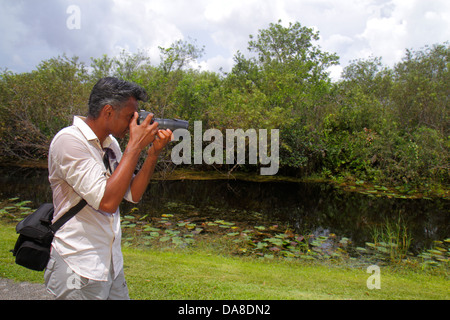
[142,112,154,126]
[130,112,139,126]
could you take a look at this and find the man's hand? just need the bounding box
[148,129,173,158]
[128,112,159,151]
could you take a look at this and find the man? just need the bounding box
[45,77,172,299]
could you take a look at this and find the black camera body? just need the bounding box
[138,110,189,131]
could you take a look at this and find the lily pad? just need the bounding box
[226,232,240,237]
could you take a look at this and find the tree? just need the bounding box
[204,21,340,174]
[0,55,89,160]
[339,56,393,133]
[245,20,338,120]
[391,43,449,135]
[159,38,205,75]
[248,20,339,79]
[341,56,393,98]
[90,54,114,80]
[113,49,151,81]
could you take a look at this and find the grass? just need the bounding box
[1,221,449,300]
[123,248,449,300]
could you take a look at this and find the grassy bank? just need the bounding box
[123,248,449,300]
[1,221,448,300]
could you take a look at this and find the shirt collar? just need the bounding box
[73,116,113,149]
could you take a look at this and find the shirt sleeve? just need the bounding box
[50,133,107,210]
[108,138,138,204]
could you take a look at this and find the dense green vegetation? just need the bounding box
[0,21,448,191]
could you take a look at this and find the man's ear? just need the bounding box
[102,105,114,119]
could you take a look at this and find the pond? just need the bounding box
[0,166,448,254]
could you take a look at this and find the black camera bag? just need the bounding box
[12,200,86,271]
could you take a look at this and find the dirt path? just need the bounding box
[0,278,53,300]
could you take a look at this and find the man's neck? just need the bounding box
[84,117,108,147]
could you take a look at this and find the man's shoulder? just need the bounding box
[50,125,84,149]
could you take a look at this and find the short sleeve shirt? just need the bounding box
[48,116,136,281]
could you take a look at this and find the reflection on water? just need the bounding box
[0,166,448,251]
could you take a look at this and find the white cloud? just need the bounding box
[307,0,450,76]
[98,0,185,62]
[0,0,449,77]
[358,16,408,64]
[202,0,292,61]
[204,0,237,22]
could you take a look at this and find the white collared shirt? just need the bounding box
[48,116,136,281]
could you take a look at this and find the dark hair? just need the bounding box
[87,77,148,119]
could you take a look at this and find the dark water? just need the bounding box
[0,166,448,252]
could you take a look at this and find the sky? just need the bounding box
[0,0,449,80]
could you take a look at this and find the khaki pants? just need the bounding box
[44,248,129,300]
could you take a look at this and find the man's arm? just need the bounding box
[99,112,156,213]
[129,129,173,203]
[98,113,172,213]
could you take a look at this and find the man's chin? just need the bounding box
[114,132,129,140]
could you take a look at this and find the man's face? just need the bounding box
[110,97,138,139]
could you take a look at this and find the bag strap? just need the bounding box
[49,199,87,233]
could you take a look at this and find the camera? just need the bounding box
[137,110,189,131]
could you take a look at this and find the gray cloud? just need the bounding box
[1,0,449,79]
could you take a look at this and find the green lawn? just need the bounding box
[1,222,448,300]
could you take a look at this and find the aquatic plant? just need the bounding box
[1,197,448,271]
[361,216,412,263]
[0,198,33,221]
[418,239,450,269]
